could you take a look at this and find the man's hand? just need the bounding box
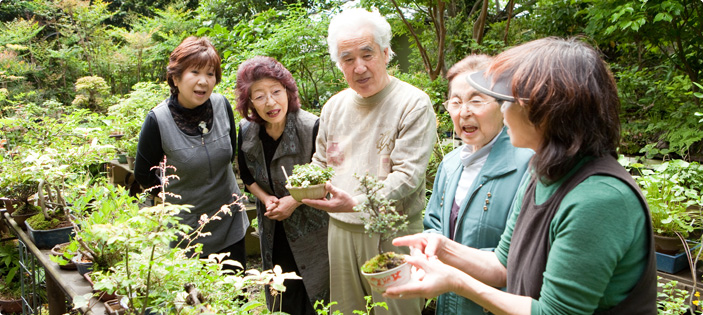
[301,182,358,213]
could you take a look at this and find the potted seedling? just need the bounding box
[633,161,703,255]
[49,241,78,270]
[353,173,411,293]
[284,164,334,202]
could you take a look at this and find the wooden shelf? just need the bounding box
[2,211,106,315]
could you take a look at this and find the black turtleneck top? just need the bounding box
[134,94,237,190]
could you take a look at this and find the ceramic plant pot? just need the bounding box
[26,220,74,249]
[653,234,685,256]
[72,254,94,276]
[286,183,327,202]
[361,260,412,293]
[126,156,135,170]
[116,154,128,164]
[10,210,38,231]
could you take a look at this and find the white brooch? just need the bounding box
[199,121,208,134]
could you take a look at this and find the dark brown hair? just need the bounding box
[166,37,222,95]
[235,56,301,124]
[488,37,621,181]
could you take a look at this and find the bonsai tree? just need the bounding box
[0,157,40,215]
[353,173,409,273]
[21,148,72,230]
[81,158,257,314]
[59,181,139,272]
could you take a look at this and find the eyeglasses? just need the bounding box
[442,98,495,112]
[250,88,286,106]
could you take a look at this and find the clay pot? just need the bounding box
[83,272,119,302]
[0,297,22,314]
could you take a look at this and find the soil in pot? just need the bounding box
[362,251,406,273]
[360,252,412,293]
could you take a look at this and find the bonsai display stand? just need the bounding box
[2,211,106,315]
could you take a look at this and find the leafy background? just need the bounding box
[0,0,702,162]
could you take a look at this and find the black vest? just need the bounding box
[506,156,656,314]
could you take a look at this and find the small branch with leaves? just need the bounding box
[353,173,409,255]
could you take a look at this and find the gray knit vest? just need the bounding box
[153,93,248,255]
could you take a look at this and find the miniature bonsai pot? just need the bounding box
[50,242,77,270]
[83,272,119,302]
[286,183,327,202]
[26,219,74,249]
[0,198,19,215]
[10,208,39,230]
[653,234,686,255]
[285,164,334,202]
[360,252,411,293]
[72,253,94,276]
[104,298,127,315]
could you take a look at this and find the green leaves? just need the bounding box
[287,163,335,187]
[633,159,703,238]
[353,173,409,246]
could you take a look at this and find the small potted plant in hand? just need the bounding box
[285,164,334,202]
[354,173,411,293]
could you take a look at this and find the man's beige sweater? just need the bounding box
[312,76,437,225]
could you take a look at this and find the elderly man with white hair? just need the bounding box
[302,7,436,315]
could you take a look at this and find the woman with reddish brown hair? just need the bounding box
[236,56,329,315]
[384,37,656,314]
[134,37,249,270]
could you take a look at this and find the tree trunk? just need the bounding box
[473,0,489,45]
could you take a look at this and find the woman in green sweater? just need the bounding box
[383,37,657,314]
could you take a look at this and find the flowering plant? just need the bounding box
[286,164,334,188]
